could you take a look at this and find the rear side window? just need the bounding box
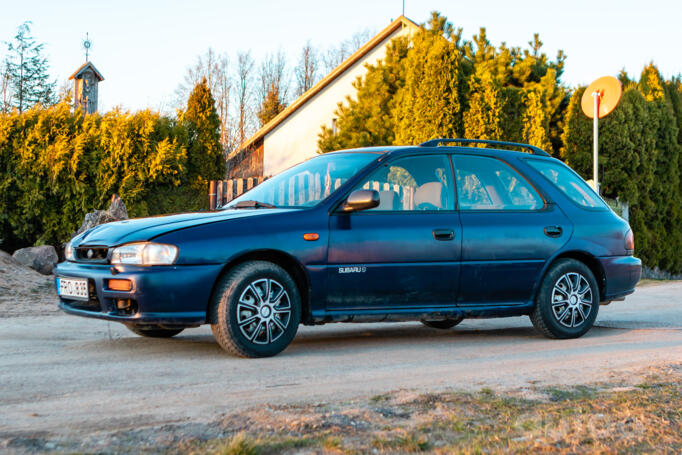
[452,155,543,211]
[526,159,606,209]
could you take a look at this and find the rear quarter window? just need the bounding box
[526,159,606,209]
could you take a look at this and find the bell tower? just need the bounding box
[69,34,104,114]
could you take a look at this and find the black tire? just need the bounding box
[125,325,184,338]
[530,258,599,339]
[209,261,301,358]
[421,317,464,329]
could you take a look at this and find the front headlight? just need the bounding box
[65,241,75,261]
[110,242,178,265]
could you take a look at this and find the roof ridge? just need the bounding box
[229,16,420,159]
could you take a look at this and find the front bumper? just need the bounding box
[55,261,224,326]
[599,255,642,301]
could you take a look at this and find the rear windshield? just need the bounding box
[526,159,606,209]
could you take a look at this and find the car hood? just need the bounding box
[73,208,297,247]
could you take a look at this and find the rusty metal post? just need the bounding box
[209,180,217,211]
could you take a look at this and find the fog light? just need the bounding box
[116,299,132,310]
[108,279,132,291]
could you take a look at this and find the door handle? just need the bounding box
[544,225,563,238]
[433,229,455,241]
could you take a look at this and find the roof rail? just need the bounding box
[418,138,551,157]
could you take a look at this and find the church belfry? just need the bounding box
[69,34,104,114]
[69,62,104,114]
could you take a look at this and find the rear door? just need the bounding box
[452,154,571,305]
[326,154,461,310]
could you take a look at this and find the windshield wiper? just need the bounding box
[229,200,277,209]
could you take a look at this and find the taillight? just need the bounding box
[625,229,635,252]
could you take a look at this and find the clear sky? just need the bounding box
[1,0,680,112]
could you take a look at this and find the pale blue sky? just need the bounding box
[1,0,680,112]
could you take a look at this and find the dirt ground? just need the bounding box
[0,259,680,453]
[0,250,58,318]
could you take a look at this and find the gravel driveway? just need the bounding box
[0,281,680,449]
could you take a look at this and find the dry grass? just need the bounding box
[176,364,681,454]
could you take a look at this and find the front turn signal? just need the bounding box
[108,279,132,291]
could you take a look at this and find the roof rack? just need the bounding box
[418,138,551,157]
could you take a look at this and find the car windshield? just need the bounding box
[225,152,380,209]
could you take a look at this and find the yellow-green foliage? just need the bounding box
[0,99,220,251]
[318,12,567,154]
[393,12,470,145]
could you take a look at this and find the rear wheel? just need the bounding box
[531,259,599,339]
[421,317,464,329]
[125,325,184,338]
[210,261,301,358]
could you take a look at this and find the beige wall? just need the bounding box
[262,26,411,176]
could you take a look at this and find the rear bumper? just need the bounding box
[599,255,642,301]
[55,261,224,326]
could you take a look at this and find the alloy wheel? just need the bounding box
[237,278,292,345]
[551,272,593,328]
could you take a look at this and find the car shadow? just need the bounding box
[98,321,631,359]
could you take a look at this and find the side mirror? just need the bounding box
[343,189,380,212]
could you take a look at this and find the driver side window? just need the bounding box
[354,155,455,211]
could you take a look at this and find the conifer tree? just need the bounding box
[318,36,409,152]
[463,70,503,141]
[182,78,224,183]
[3,22,56,112]
[257,85,286,126]
[393,12,470,144]
[638,64,681,271]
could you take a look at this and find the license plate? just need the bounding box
[57,277,89,301]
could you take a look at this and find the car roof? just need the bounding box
[326,145,556,161]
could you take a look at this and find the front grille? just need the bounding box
[75,246,109,262]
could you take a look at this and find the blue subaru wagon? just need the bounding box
[56,139,641,357]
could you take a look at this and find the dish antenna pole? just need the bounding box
[581,76,622,194]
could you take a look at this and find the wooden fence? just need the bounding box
[209,177,267,209]
[209,174,420,211]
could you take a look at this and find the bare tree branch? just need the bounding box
[294,41,318,97]
[236,51,255,146]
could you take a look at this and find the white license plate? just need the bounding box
[57,277,89,301]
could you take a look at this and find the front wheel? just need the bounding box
[210,261,301,358]
[530,259,599,339]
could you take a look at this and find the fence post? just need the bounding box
[209,180,217,211]
[216,180,224,208]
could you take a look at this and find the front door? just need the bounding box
[452,154,571,305]
[326,154,461,310]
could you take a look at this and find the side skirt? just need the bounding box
[310,303,534,324]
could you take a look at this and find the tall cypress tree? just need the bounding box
[393,12,470,144]
[463,70,504,141]
[182,78,224,183]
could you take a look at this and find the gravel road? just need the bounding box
[1,281,680,445]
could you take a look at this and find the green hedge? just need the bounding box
[0,100,221,252]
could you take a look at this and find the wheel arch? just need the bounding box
[536,250,606,302]
[206,249,313,324]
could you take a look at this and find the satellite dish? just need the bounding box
[580,75,623,194]
[581,76,622,119]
